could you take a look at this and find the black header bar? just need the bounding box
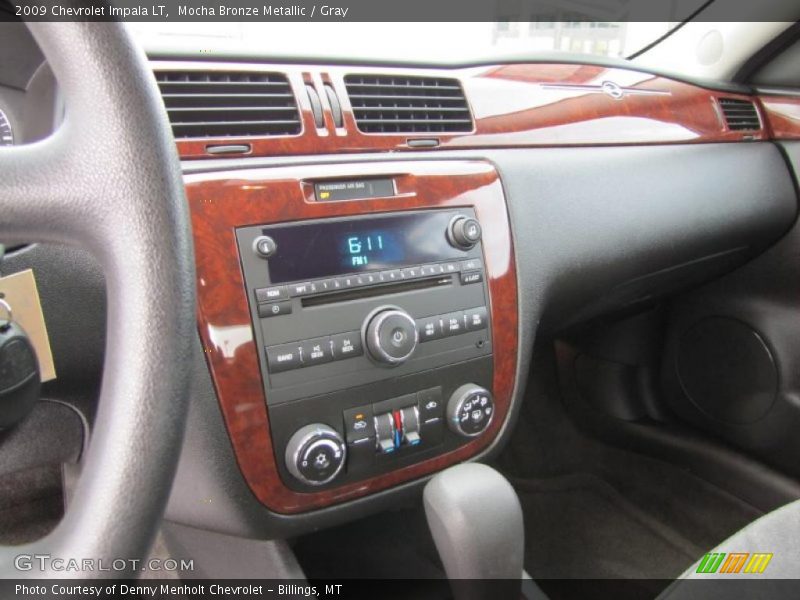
[2,0,798,22]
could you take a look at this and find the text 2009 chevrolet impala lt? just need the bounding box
[1,7,800,599]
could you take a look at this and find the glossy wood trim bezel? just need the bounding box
[759,94,800,140]
[185,160,517,514]
[153,60,766,160]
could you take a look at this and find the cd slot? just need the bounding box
[302,276,453,307]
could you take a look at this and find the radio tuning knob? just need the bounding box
[447,384,494,438]
[364,308,419,366]
[285,424,346,486]
[447,215,482,250]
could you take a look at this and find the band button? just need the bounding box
[265,343,302,373]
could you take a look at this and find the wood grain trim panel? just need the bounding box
[154,61,765,160]
[759,95,800,140]
[185,160,517,514]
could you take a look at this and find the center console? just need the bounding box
[185,160,517,513]
[238,209,494,490]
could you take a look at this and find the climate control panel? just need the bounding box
[283,381,494,488]
[271,357,493,491]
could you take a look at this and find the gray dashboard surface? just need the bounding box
[3,143,796,539]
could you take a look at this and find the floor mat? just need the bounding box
[496,344,767,598]
[514,473,701,581]
[0,464,63,545]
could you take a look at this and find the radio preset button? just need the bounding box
[300,336,333,366]
[255,286,289,303]
[331,331,364,360]
[442,262,460,274]
[340,275,361,289]
[258,300,293,319]
[315,278,339,293]
[460,271,483,285]
[382,269,402,282]
[401,266,421,280]
[420,264,438,277]
[465,306,489,331]
[266,343,303,373]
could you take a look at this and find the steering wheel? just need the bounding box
[0,23,194,576]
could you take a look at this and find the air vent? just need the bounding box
[155,70,301,139]
[344,74,473,134]
[718,98,761,131]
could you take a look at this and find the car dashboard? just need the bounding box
[4,34,800,540]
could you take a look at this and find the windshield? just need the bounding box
[131,22,681,62]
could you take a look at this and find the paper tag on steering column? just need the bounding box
[0,269,56,382]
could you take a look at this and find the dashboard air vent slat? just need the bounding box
[344,74,473,134]
[155,70,301,139]
[718,98,761,131]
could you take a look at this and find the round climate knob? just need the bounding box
[365,308,418,366]
[285,424,346,486]
[447,384,494,438]
[447,215,482,250]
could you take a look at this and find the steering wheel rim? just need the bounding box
[0,22,194,577]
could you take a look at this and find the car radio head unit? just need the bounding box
[237,207,495,491]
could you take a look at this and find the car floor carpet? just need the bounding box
[512,472,701,581]
[494,343,764,593]
[0,464,63,545]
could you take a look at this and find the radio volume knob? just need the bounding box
[253,235,277,258]
[364,308,418,366]
[447,384,494,438]
[285,424,346,486]
[447,215,482,250]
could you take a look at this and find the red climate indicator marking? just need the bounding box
[393,410,403,448]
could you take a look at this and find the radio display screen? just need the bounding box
[262,211,467,284]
